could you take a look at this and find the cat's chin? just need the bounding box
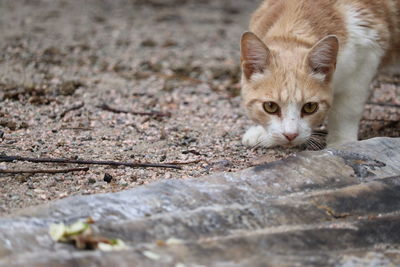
[280,142,304,149]
[278,138,308,148]
[281,143,298,148]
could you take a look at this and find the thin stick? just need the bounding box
[362,118,399,122]
[0,167,89,174]
[98,103,171,117]
[60,102,85,118]
[164,159,203,165]
[0,155,182,170]
[366,102,400,108]
[59,127,93,131]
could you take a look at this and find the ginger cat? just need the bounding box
[241,0,400,149]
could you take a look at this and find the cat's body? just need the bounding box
[241,0,400,148]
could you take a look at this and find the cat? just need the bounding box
[240,0,400,149]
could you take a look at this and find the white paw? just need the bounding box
[242,126,268,147]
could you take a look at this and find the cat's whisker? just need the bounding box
[311,132,327,137]
[306,139,315,150]
[309,137,325,150]
[259,138,271,149]
[251,139,264,150]
[306,138,323,150]
[251,143,261,150]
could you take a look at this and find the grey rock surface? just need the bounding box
[1,137,400,266]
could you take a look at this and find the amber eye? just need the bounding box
[302,102,318,115]
[263,101,280,115]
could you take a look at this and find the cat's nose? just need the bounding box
[283,133,298,141]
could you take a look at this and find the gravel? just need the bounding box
[0,0,398,215]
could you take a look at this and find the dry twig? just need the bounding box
[164,159,203,165]
[0,167,89,175]
[366,102,400,108]
[0,155,182,170]
[59,127,93,131]
[362,119,399,122]
[97,103,171,117]
[60,102,85,118]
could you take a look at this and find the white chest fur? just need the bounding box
[333,6,384,95]
[328,5,385,145]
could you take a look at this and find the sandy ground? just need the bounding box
[0,0,399,215]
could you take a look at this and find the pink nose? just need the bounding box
[283,133,298,141]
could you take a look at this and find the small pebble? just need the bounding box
[141,39,157,47]
[11,195,20,201]
[103,173,113,183]
[117,179,128,186]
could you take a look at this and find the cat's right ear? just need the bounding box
[240,32,271,80]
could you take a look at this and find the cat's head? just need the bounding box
[240,32,339,147]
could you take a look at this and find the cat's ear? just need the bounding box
[307,35,339,82]
[240,32,271,80]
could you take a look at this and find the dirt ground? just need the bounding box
[0,0,399,215]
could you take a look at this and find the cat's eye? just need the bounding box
[263,101,280,115]
[302,102,318,115]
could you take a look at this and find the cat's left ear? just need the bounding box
[307,35,339,82]
[240,32,271,80]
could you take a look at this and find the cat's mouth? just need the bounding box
[279,136,305,147]
[271,133,325,150]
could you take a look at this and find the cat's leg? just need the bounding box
[327,63,381,146]
[327,89,368,146]
[242,125,268,147]
[327,44,384,147]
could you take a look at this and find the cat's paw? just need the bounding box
[242,125,268,147]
